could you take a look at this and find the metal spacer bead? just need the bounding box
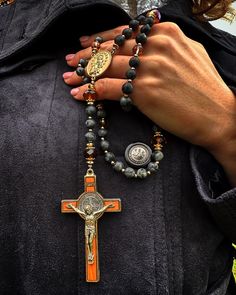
[111,161,115,165]
[147,171,151,175]
[121,169,125,173]
[134,174,138,178]
[101,137,105,141]
[104,150,108,153]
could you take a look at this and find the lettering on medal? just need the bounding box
[86,51,112,78]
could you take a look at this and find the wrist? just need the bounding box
[207,89,236,186]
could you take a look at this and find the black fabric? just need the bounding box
[0,0,236,294]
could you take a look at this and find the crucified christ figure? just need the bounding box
[68,203,114,264]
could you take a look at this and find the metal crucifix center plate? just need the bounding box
[79,192,104,218]
[86,50,112,78]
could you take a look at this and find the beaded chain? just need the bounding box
[76,9,166,179]
[0,0,14,7]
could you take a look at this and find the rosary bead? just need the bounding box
[82,77,91,85]
[137,168,148,178]
[83,90,97,102]
[147,162,159,172]
[105,152,115,163]
[124,167,136,178]
[113,161,124,172]
[84,147,97,160]
[141,24,151,35]
[86,119,96,128]
[136,15,146,24]
[129,56,140,68]
[97,109,106,118]
[122,82,133,94]
[85,131,96,142]
[86,105,97,115]
[146,9,161,23]
[120,96,133,111]
[79,58,88,67]
[95,36,104,43]
[76,66,85,76]
[98,128,108,137]
[125,69,136,80]
[144,17,154,26]
[114,34,125,46]
[122,28,133,39]
[101,140,110,151]
[152,151,164,161]
[136,33,147,45]
[129,19,140,31]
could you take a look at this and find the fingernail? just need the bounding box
[63,72,73,79]
[65,54,75,61]
[80,36,90,43]
[71,88,79,96]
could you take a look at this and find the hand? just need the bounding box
[63,22,236,184]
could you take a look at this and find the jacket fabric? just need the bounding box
[0,1,236,294]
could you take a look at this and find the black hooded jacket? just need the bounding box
[0,0,236,294]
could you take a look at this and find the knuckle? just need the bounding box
[114,26,124,36]
[97,78,108,97]
[164,22,182,37]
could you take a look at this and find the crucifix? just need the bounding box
[61,169,121,282]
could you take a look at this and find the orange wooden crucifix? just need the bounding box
[61,169,121,282]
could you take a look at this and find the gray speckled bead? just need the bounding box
[105,152,115,162]
[85,119,96,128]
[124,167,136,178]
[101,140,109,151]
[85,132,96,142]
[86,105,96,116]
[98,129,108,137]
[113,161,124,172]
[97,109,106,118]
[137,168,147,178]
[152,151,164,161]
[147,162,159,172]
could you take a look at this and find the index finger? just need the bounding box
[80,25,127,48]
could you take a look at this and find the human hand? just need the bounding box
[63,22,236,182]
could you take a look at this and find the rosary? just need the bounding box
[61,9,165,283]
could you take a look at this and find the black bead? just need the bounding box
[125,69,136,80]
[122,28,133,39]
[136,33,147,45]
[141,24,151,35]
[76,67,85,76]
[129,19,139,31]
[136,15,146,24]
[95,36,104,43]
[114,34,125,46]
[120,96,133,112]
[122,82,133,94]
[144,17,154,26]
[82,77,91,85]
[79,58,88,68]
[129,56,140,68]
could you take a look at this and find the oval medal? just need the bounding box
[86,50,112,79]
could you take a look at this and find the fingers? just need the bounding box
[80,25,127,48]
[66,38,137,68]
[64,55,131,86]
[71,78,124,101]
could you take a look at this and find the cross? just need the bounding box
[61,169,121,283]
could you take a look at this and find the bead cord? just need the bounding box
[75,9,165,178]
[0,0,14,7]
[96,103,165,179]
[120,9,161,111]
